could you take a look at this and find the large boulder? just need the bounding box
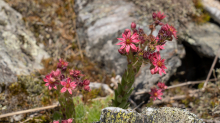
[0,0,49,84]
[202,0,220,25]
[179,22,220,59]
[96,107,204,123]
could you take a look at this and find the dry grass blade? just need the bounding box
[0,104,58,119]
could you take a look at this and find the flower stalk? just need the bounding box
[113,11,176,108]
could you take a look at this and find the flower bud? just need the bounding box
[118,49,126,55]
[83,79,90,85]
[62,66,67,72]
[60,74,65,81]
[78,82,84,87]
[124,29,130,36]
[133,29,138,34]
[143,51,150,59]
[84,85,91,91]
[152,12,157,20]
[138,28,144,35]
[131,22,136,30]
[148,44,156,53]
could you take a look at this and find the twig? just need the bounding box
[133,101,145,110]
[128,98,137,107]
[153,90,199,105]
[202,47,220,91]
[0,104,58,119]
[135,78,217,95]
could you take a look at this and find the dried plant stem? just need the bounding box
[0,104,58,119]
[153,90,199,105]
[202,48,220,91]
[135,78,218,95]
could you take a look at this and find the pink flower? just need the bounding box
[168,25,177,39]
[60,78,77,94]
[84,85,91,92]
[156,44,165,51]
[70,70,83,79]
[149,87,163,101]
[151,52,167,76]
[83,79,90,85]
[157,82,167,90]
[44,74,59,90]
[57,59,68,69]
[156,36,165,51]
[51,69,61,78]
[62,118,73,123]
[156,11,166,20]
[116,31,140,53]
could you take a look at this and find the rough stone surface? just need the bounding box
[75,0,184,105]
[90,82,114,97]
[0,0,49,84]
[179,22,220,59]
[95,107,204,123]
[202,0,220,25]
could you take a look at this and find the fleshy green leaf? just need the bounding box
[53,111,62,120]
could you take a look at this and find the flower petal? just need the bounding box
[54,86,57,90]
[131,39,140,43]
[120,44,126,49]
[45,83,49,86]
[116,41,125,45]
[68,89,72,94]
[122,33,126,38]
[127,31,131,38]
[130,44,137,52]
[117,38,125,42]
[131,33,138,39]
[43,78,49,82]
[61,81,66,86]
[61,87,67,93]
[126,45,130,53]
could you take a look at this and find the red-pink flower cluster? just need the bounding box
[116,11,177,76]
[149,82,167,101]
[43,59,91,94]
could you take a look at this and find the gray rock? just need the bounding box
[11,114,25,122]
[96,107,204,123]
[179,22,220,59]
[202,0,220,25]
[90,82,114,97]
[0,62,17,85]
[75,0,184,104]
[0,0,49,84]
[75,0,136,75]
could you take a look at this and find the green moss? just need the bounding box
[192,0,211,24]
[73,95,113,123]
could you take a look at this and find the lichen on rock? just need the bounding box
[97,107,204,123]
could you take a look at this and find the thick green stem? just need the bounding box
[112,52,142,109]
